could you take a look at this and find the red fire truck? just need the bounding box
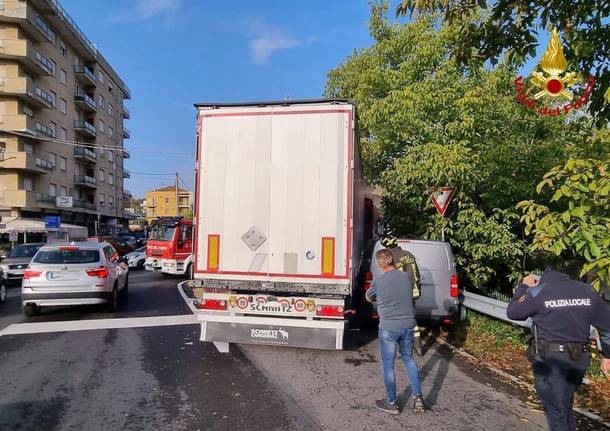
[145,218,193,277]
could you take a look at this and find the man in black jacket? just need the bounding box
[507,269,610,431]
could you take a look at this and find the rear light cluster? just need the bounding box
[197,299,226,310]
[86,267,109,278]
[450,274,459,297]
[23,270,42,279]
[315,305,344,317]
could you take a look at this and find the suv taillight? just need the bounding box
[23,270,42,279]
[86,267,109,278]
[450,274,459,297]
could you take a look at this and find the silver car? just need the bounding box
[21,242,129,316]
[365,239,461,325]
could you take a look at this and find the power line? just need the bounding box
[130,171,177,176]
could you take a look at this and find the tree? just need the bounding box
[325,3,600,290]
[395,1,610,122]
[518,158,610,290]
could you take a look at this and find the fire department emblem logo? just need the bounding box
[513,28,595,116]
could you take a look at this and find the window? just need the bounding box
[99,120,105,133]
[59,40,67,56]
[22,142,34,153]
[59,127,67,141]
[99,71,104,84]
[109,173,114,185]
[23,177,34,191]
[99,169,105,182]
[35,51,55,75]
[59,68,67,84]
[108,103,114,116]
[165,198,169,204]
[60,186,67,197]
[108,150,114,162]
[108,127,114,138]
[49,183,57,196]
[98,95,105,108]
[59,157,67,171]
[99,193,105,206]
[59,98,67,114]
[49,122,57,137]
[50,91,56,106]
[109,84,113,94]
[48,153,56,167]
[23,106,34,117]
[108,196,114,208]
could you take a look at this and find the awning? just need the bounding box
[0,217,88,239]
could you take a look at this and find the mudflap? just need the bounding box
[198,314,345,350]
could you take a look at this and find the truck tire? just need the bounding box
[0,282,7,304]
[186,263,193,279]
[23,303,38,316]
[137,259,145,270]
[161,272,172,278]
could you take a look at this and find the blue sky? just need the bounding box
[60,0,383,197]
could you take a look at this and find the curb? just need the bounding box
[435,337,610,428]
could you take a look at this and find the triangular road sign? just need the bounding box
[431,187,454,217]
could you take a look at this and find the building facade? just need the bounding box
[145,187,192,223]
[0,0,130,234]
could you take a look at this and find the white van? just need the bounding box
[363,239,461,325]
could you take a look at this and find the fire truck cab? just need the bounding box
[145,217,193,276]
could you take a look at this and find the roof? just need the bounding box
[0,217,88,237]
[148,186,190,193]
[194,98,354,108]
[41,241,104,249]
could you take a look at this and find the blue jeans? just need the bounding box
[378,327,423,404]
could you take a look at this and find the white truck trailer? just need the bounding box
[183,99,366,351]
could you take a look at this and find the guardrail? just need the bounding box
[462,291,531,328]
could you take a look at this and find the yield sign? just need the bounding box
[431,187,454,217]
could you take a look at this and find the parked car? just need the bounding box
[363,238,460,326]
[21,242,129,316]
[124,246,146,269]
[0,277,6,305]
[87,236,134,257]
[0,243,45,286]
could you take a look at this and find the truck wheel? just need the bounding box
[105,286,118,313]
[0,282,6,304]
[23,303,38,317]
[161,272,171,278]
[186,263,193,279]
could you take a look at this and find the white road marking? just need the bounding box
[0,314,198,337]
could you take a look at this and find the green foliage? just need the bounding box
[395,0,610,122]
[518,158,610,290]
[325,5,598,291]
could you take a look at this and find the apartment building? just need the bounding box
[0,0,130,234]
[145,186,192,223]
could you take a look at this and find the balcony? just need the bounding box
[74,145,97,163]
[73,199,96,211]
[0,151,51,174]
[122,147,130,159]
[0,113,36,135]
[0,1,43,42]
[0,38,41,74]
[0,76,49,108]
[122,106,130,119]
[74,120,96,138]
[122,126,130,139]
[74,92,96,112]
[2,189,36,208]
[35,193,57,206]
[73,174,97,189]
[122,168,130,179]
[74,64,96,87]
[123,189,132,200]
[35,122,54,138]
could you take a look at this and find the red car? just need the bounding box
[87,236,135,257]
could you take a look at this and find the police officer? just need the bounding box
[380,233,424,356]
[507,268,610,431]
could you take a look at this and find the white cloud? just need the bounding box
[110,0,182,24]
[244,18,316,65]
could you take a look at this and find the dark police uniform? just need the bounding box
[507,270,610,431]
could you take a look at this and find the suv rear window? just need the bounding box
[33,249,100,264]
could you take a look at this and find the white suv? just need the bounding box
[21,242,129,316]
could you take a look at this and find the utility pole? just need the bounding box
[175,172,179,217]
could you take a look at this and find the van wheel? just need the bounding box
[105,286,118,313]
[459,305,467,321]
[23,303,38,317]
[0,283,6,304]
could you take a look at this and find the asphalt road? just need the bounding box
[0,271,605,430]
